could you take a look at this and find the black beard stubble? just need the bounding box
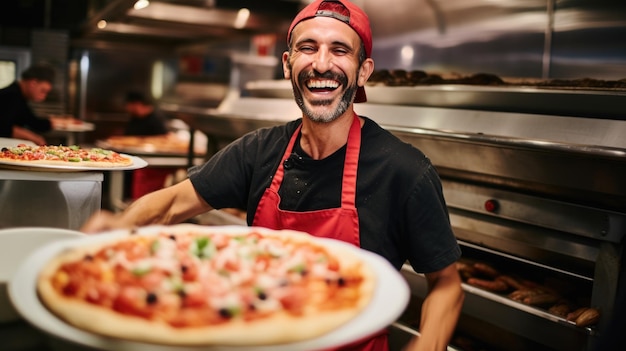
[288,61,359,123]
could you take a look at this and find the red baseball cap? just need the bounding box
[287,0,372,103]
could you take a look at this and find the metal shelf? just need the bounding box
[399,265,596,351]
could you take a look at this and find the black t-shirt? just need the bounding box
[0,82,52,137]
[124,110,168,136]
[189,117,461,272]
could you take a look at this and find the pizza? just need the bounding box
[100,134,200,154]
[50,116,94,131]
[0,144,133,168]
[37,225,375,346]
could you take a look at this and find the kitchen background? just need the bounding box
[0,0,625,139]
[2,2,626,350]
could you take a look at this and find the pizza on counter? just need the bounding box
[37,225,375,346]
[50,116,94,131]
[0,144,133,168]
[99,134,199,155]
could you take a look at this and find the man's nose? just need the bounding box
[311,49,333,73]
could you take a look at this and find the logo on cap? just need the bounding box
[315,9,350,24]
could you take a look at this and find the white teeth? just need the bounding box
[307,80,339,89]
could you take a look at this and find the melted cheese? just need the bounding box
[57,230,356,327]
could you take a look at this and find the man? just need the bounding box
[0,63,55,145]
[122,91,170,199]
[123,91,169,136]
[82,1,464,350]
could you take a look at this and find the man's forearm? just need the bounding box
[81,179,212,233]
[406,264,464,351]
[12,125,46,145]
[121,179,212,225]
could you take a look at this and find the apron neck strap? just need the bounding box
[341,115,361,207]
[271,115,362,208]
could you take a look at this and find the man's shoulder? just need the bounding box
[250,119,300,140]
[0,82,19,97]
[361,117,432,175]
[225,119,299,155]
[362,117,426,156]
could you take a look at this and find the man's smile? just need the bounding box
[306,78,340,92]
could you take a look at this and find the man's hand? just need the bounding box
[80,210,124,234]
[12,126,46,145]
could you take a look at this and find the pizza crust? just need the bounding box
[37,226,376,346]
[38,282,365,345]
[0,158,133,168]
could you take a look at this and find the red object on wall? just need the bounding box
[252,34,276,56]
[484,199,499,213]
[180,55,202,75]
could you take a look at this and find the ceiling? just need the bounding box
[0,0,310,48]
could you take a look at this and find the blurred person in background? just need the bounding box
[0,62,56,145]
[123,91,168,136]
[122,90,171,201]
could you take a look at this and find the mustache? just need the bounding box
[297,70,348,87]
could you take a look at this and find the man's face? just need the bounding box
[26,80,52,102]
[284,16,373,123]
[125,101,154,119]
[125,101,143,117]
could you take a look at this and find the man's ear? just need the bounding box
[282,51,291,79]
[357,58,375,87]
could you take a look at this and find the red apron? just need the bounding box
[252,115,388,351]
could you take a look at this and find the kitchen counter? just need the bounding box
[0,170,103,230]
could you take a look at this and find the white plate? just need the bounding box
[0,137,36,148]
[0,155,148,172]
[0,227,84,323]
[10,225,410,351]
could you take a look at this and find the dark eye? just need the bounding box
[298,45,316,53]
[332,47,349,56]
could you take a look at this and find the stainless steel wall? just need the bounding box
[72,47,174,116]
[364,0,626,79]
[67,45,179,140]
[66,0,626,132]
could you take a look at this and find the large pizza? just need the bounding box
[36,225,376,346]
[0,144,133,168]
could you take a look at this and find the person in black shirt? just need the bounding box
[123,91,168,136]
[0,63,55,145]
[121,91,171,200]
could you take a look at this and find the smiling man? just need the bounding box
[81,1,464,350]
